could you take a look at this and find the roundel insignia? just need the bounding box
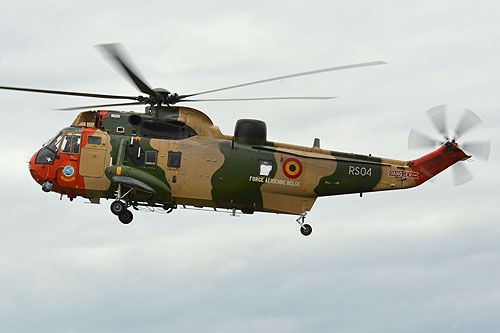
[282,158,302,179]
[63,165,75,177]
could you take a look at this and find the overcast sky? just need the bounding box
[1,1,499,332]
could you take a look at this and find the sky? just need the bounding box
[1,1,499,332]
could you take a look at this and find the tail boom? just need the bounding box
[407,142,469,186]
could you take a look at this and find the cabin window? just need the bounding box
[88,136,102,145]
[61,133,81,154]
[259,160,273,177]
[167,151,182,168]
[145,150,158,166]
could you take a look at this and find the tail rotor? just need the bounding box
[408,105,491,185]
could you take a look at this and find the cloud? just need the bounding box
[0,1,499,332]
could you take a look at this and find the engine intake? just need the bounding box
[234,119,267,145]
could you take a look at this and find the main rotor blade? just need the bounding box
[56,101,145,111]
[0,85,138,100]
[96,43,157,97]
[454,108,482,140]
[180,96,337,102]
[461,140,491,162]
[426,105,448,140]
[452,162,474,186]
[181,61,387,98]
[408,128,441,149]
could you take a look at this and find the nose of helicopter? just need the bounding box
[28,149,46,186]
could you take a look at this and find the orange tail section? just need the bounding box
[407,142,470,185]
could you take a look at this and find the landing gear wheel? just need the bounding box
[118,210,133,224]
[300,223,312,236]
[295,212,312,236]
[110,200,126,215]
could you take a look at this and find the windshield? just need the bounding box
[42,132,63,150]
[35,132,63,165]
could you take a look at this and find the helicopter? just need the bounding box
[0,44,491,236]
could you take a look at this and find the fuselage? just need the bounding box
[28,106,469,215]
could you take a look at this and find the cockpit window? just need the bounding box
[42,132,63,149]
[60,133,81,154]
[35,132,63,165]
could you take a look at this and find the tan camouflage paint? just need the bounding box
[82,130,112,197]
[150,136,225,203]
[373,157,419,191]
[261,150,337,214]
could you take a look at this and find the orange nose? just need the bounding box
[29,150,46,186]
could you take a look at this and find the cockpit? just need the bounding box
[61,132,81,154]
[34,128,82,165]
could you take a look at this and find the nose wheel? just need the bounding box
[296,212,312,236]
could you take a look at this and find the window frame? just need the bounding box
[35,131,63,165]
[145,150,158,166]
[59,131,82,155]
[167,151,182,169]
[87,136,102,145]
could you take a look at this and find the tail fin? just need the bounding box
[407,142,469,185]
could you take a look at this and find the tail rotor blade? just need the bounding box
[454,108,482,140]
[426,105,449,139]
[452,162,474,186]
[408,128,440,149]
[462,140,491,162]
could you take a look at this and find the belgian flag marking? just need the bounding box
[282,158,302,179]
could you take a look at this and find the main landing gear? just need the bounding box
[110,199,134,224]
[296,212,312,236]
[110,184,134,224]
[118,209,133,224]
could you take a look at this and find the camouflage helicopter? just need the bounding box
[0,44,490,236]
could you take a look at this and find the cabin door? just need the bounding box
[79,131,109,178]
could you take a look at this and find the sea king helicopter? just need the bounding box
[0,44,490,236]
